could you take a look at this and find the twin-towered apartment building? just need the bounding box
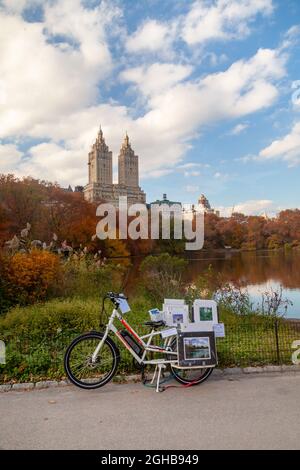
[84,127,146,206]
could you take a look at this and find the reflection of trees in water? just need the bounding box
[184,251,300,289]
[124,251,300,294]
[185,344,209,358]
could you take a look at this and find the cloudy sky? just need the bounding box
[0,0,300,216]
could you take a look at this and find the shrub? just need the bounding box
[0,298,100,337]
[0,295,153,382]
[139,253,188,303]
[184,265,224,304]
[61,257,125,299]
[5,249,61,305]
[0,253,13,314]
[215,283,254,316]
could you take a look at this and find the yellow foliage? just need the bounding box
[104,239,131,267]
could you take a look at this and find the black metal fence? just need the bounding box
[216,319,300,367]
[0,319,300,382]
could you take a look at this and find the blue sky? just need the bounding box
[0,0,300,216]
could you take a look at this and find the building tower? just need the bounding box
[88,126,112,185]
[84,128,146,205]
[198,194,212,213]
[118,133,139,187]
[84,126,114,203]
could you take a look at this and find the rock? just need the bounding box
[263,365,281,373]
[243,366,264,374]
[35,380,58,389]
[224,367,243,375]
[12,383,34,391]
[0,384,12,392]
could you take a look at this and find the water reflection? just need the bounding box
[185,251,300,318]
[126,251,300,318]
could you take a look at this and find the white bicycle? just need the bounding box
[64,292,214,390]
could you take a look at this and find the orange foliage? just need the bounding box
[5,250,61,304]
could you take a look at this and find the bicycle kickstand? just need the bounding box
[155,363,166,393]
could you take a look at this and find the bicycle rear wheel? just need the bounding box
[169,338,214,385]
[171,364,213,385]
[64,332,120,389]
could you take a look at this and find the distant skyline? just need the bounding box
[0,0,300,216]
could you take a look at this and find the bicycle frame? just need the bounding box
[92,308,178,367]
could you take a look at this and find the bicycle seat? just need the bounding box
[144,320,165,329]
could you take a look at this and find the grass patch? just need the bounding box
[0,296,299,383]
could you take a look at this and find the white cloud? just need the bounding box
[177,162,210,169]
[137,48,286,142]
[214,171,231,181]
[229,123,249,135]
[2,45,286,187]
[292,80,300,109]
[0,1,291,188]
[185,185,200,193]
[258,122,300,166]
[125,19,176,55]
[217,199,275,216]
[184,170,200,177]
[0,1,119,138]
[17,142,86,186]
[120,63,193,97]
[235,154,256,163]
[0,0,38,14]
[181,0,273,45]
[204,52,228,67]
[0,144,23,173]
[146,168,174,179]
[280,24,300,50]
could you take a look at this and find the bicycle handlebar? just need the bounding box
[105,292,128,301]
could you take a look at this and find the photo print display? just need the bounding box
[199,307,213,321]
[183,336,211,360]
[177,331,217,367]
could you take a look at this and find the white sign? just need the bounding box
[161,327,177,339]
[213,323,225,338]
[118,297,131,314]
[149,308,163,322]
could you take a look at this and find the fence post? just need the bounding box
[274,319,280,364]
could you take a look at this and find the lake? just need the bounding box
[185,250,300,319]
[129,250,300,319]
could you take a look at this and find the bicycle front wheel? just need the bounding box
[64,332,120,389]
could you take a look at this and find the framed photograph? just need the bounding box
[163,304,189,326]
[199,307,213,321]
[177,331,217,367]
[193,299,218,327]
[184,336,211,360]
[172,313,184,323]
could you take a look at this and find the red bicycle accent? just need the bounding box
[120,318,144,345]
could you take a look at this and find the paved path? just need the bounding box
[1,372,300,450]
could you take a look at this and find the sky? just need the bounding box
[0,0,300,216]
